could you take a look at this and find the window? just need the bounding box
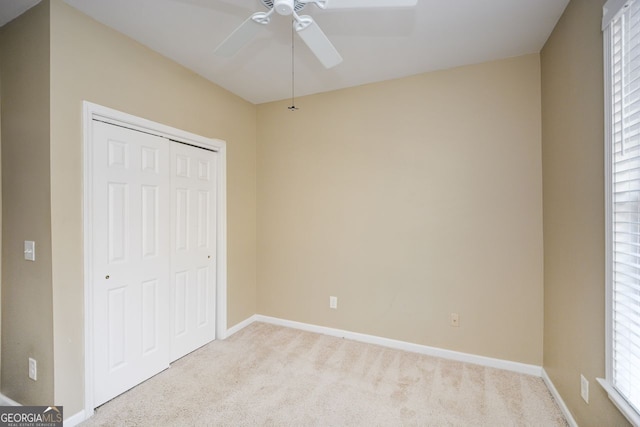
[601,0,640,425]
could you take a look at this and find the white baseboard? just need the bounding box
[225,314,259,338]
[542,369,578,427]
[63,410,87,427]
[231,314,541,377]
[0,393,21,406]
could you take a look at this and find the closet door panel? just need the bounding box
[170,142,217,361]
[92,121,171,406]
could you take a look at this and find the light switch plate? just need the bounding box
[329,296,338,309]
[24,241,35,261]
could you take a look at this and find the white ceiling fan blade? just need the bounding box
[295,16,343,69]
[320,0,417,9]
[214,13,269,57]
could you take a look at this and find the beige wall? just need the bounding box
[256,54,544,365]
[0,2,55,405]
[47,0,256,414]
[541,0,631,425]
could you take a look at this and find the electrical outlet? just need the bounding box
[329,296,338,309]
[450,313,460,327]
[581,374,589,403]
[28,358,37,381]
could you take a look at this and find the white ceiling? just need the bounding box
[0,0,40,27]
[2,0,569,104]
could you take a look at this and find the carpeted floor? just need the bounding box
[82,322,568,426]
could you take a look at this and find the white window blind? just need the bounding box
[602,0,640,424]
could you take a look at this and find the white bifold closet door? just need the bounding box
[91,121,217,407]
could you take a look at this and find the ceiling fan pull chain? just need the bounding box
[288,18,299,111]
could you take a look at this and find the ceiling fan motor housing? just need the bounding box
[275,0,293,15]
[261,0,306,15]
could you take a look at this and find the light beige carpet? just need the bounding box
[82,322,568,426]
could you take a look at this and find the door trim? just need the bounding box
[82,101,228,417]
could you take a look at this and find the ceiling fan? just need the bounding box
[214,0,418,69]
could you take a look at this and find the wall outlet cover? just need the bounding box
[28,357,37,381]
[450,313,460,327]
[580,374,589,404]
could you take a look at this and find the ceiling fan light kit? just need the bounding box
[214,0,418,69]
